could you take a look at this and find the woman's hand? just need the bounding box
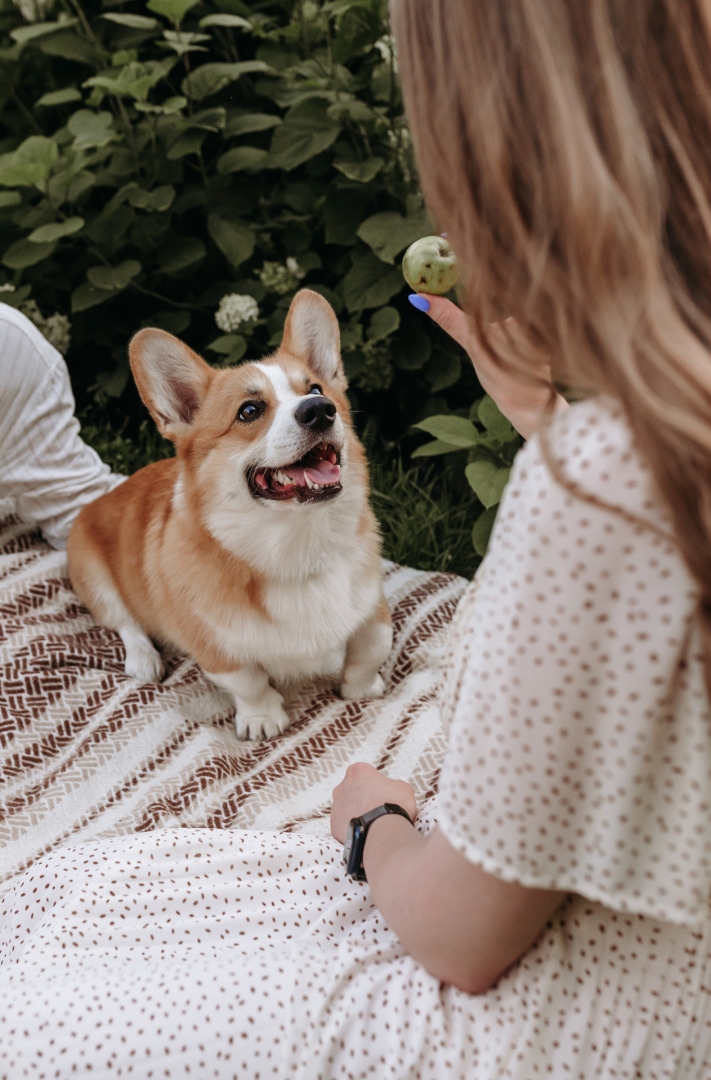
[330,762,418,843]
[410,293,568,439]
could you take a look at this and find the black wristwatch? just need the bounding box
[343,803,413,882]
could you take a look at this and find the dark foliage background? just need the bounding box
[0,0,521,574]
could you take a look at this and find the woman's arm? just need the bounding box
[331,763,565,995]
[411,294,568,439]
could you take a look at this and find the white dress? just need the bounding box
[2,397,711,1080]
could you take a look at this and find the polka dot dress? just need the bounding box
[2,396,711,1079]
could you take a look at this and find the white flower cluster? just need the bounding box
[215,293,260,333]
[258,257,305,297]
[20,299,71,355]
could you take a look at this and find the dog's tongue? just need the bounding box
[304,458,341,485]
[285,458,340,486]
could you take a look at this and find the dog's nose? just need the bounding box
[294,395,337,432]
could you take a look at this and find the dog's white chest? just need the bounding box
[201,550,378,680]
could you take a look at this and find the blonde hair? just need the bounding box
[391,0,711,693]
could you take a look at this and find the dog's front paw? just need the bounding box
[235,704,291,742]
[122,634,165,683]
[339,671,387,701]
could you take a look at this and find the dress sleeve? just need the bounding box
[0,304,123,547]
[436,398,711,928]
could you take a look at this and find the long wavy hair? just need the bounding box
[391,0,711,693]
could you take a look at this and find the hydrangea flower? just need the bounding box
[215,293,259,333]
[258,258,305,297]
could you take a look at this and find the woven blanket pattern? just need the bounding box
[0,512,466,894]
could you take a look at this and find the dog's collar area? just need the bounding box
[250,443,342,503]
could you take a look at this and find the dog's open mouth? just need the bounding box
[250,443,342,503]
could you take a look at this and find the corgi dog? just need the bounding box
[67,289,392,740]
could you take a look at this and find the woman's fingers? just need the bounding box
[408,293,478,354]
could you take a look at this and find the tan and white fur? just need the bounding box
[67,290,392,740]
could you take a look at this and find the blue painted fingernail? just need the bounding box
[408,293,431,312]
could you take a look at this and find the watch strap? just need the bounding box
[345,802,412,882]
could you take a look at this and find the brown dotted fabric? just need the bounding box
[438,397,711,926]
[1,398,711,1079]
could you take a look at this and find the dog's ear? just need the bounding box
[280,289,346,385]
[129,328,213,441]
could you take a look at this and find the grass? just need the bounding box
[369,455,479,579]
[80,407,480,581]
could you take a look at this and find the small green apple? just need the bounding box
[402,235,457,294]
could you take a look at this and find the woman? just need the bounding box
[2,1,710,1076]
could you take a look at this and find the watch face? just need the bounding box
[343,820,356,868]
[344,820,366,878]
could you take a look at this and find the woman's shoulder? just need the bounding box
[516,394,667,533]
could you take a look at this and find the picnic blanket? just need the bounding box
[0,506,467,895]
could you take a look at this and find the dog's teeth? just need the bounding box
[304,474,315,490]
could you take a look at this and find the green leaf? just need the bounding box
[465,460,511,509]
[207,334,244,355]
[413,415,479,448]
[224,112,281,137]
[87,260,141,290]
[367,305,400,342]
[478,394,515,437]
[472,506,498,557]
[411,439,463,459]
[2,238,56,269]
[71,281,116,313]
[268,99,340,171]
[38,31,101,65]
[146,0,199,22]
[84,61,175,103]
[95,366,129,397]
[158,237,206,272]
[217,147,269,174]
[181,60,268,101]
[144,310,192,335]
[341,251,403,312]
[392,322,432,371]
[134,95,187,115]
[199,14,251,29]
[28,217,84,243]
[427,351,461,393]
[0,191,21,209]
[207,214,255,270]
[166,130,207,159]
[35,88,82,107]
[160,29,210,56]
[10,19,78,45]
[67,110,116,150]
[324,187,370,246]
[0,136,58,188]
[126,185,175,211]
[333,158,383,183]
[182,106,225,132]
[102,13,160,30]
[357,208,431,265]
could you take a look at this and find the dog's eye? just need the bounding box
[308,384,323,396]
[237,401,263,422]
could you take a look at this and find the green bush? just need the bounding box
[0,0,514,570]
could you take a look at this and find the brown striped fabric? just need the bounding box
[0,511,466,894]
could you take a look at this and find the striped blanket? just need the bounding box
[0,508,466,895]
